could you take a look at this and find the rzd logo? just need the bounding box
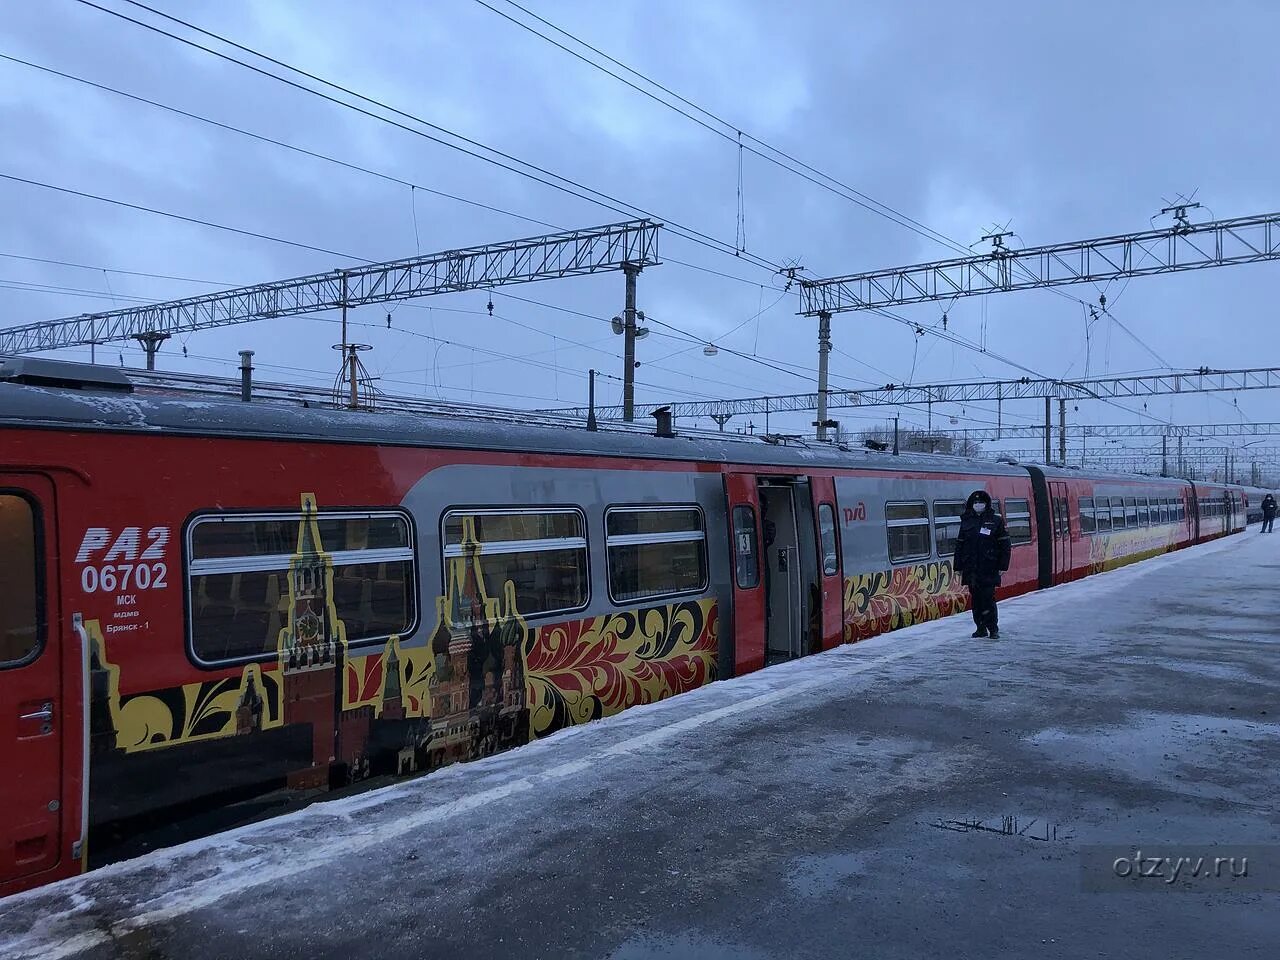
[75,526,170,594]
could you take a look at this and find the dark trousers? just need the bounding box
[1264,515,1275,532]
[969,582,998,632]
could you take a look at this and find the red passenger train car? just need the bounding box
[0,360,1246,897]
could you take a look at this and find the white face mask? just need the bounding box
[973,502,987,514]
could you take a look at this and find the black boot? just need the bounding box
[988,628,1000,639]
[971,628,988,638]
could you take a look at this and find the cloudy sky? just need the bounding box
[2,0,1278,473]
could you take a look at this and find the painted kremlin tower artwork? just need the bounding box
[273,495,530,789]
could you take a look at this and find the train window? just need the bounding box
[732,505,760,589]
[1055,497,1070,539]
[886,500,931,563]
[1137,498,1150,526]
[606,506,707,603]
[443,508,588,624]
[1095,497,1113,531]
[1079,497,1096,534]
[933,500,965,557]
[1124,498,1139,528]
[1006,498,1034,545]
[1113,500,1128,529]
[0,494,41,667]
[818,503,839,576]
[188,510,417,664]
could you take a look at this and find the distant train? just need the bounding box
[0,359,1256,897]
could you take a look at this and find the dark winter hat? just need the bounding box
[966,489,993,508]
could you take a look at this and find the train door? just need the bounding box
[809,476,843,651]
[759,480,807,664]
[1049,481,1072,580]
[725,472,766,675]
[0,475,65,889]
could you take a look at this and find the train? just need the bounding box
[0,358,1262,897]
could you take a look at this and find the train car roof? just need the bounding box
[3,360,1238,488]
[0,372,1035,477]
[1025,463,1195,485]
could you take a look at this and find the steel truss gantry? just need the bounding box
[0,220,661,355]
[990,446,1280,464]
[799,210,1280,315]
[928,422,1280,442]
[555,367,1280,422]
[792,207,1280,441]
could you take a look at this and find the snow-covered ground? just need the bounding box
[2,531,1277,959]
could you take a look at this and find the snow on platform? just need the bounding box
[3,532,1278,959]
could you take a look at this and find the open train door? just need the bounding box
[809,476,844,650]
[0,473,69,895]
[724,471,766,675]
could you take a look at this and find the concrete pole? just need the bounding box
[1044,397,1051,463]
[341,273,358,409]
[133,331,170,371]
[587,369,598,431]
[1058,398,1067,466]
[816,311,832,441]
[622,263,641,422]
[347,346,358,410]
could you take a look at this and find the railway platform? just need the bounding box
[2,531,1278,959]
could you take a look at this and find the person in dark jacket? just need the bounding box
[952,489,1012,639]
[1262,493,1277,533]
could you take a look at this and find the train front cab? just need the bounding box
[723,470,843,674]
[0,471,85,898]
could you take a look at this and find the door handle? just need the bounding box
[20,703,53,722]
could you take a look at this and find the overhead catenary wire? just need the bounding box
[0,48,779,295]
[75,0,785,277]
[476,0,973,255]
[0,172,366,261]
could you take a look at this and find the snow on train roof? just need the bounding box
[0,363,1029,477]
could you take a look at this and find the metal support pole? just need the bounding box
[586,369,598,431]
[1058,398,1067,466]
[1178,435,1184,476]
[341,273,358,409]
[1044,397,1052,463]
[1162,434,1168,477]
[815,310,832,441]
[622,263,641,422]
[711,413,733,432]
[347,346,359,410]
[132,330,170,371]
[239,349,254,402]
[893,414,900,456]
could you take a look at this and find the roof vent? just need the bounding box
[652,405,675,438]
[996,456,1019,465]
[0,357,134,392]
